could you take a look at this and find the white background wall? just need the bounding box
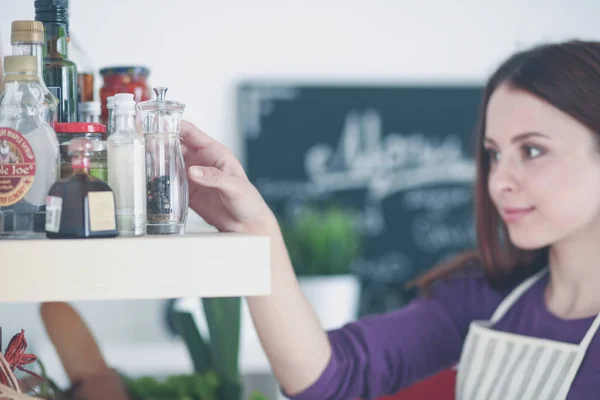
[0,0,599,392]
[3,0,599,161]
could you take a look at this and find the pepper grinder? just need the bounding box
[136,87,188,235]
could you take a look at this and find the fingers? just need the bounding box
[180,121,236,164]
[189,166,244,196]
[183,142,248,181]
[180,122,233,165]
[180,121,249,180]
[180,120,220,150]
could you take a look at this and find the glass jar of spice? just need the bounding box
[99,66,151,125]
[55,122,108,182]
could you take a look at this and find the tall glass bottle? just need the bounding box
[0,55,60,238]
[8,20,58,127]
[35,0,78,123]
[107,93,146,236]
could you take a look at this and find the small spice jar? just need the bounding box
[55,122,108,182]
[99,66,151,125]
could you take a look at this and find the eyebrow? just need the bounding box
[484,132,550,145]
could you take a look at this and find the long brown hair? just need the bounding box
[409,40,600,293]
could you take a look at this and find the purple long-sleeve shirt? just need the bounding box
[287,272,600,399]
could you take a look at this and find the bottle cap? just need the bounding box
[35,0,69,36]
[99,66,150,78]
[136,87,185,114]
[114,93,136,113]
[34,0,68,6]
[11,21,44,44]
[55,122,106,136]
[34,0,69,25]
[4,55,37,75]
[107,96,115,110]
[79,101,101,115]
[137,87,186,134]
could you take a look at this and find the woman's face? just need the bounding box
[485,83,600,250]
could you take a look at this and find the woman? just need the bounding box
[180,39,600,399]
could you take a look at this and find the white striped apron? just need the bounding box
[456,268,600,400]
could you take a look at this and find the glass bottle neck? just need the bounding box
[12,43,45,83]
[115,112,137,132]
[0,77,44,112]
[107,109,116,135]
[43,22,69,58]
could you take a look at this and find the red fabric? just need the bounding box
[378,369,456,400]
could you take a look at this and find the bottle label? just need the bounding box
[45,196,63,233]
[48,86,63,123]
[0,128,37,207]
[88,191,117,232]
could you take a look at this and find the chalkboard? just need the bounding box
[238,83,484,316]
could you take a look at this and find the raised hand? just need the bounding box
[180,121,276,235]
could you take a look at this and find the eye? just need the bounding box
[522,144,544,159]
[485,147,501,164]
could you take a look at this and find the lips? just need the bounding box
[500,206,535,223]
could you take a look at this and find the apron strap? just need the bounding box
[490,267,549,324]
[555,312,600,399]
[579,312,600,351]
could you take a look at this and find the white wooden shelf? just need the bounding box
[0,232,270,302]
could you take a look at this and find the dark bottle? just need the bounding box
[46,137,118,239]
[35,0,78,123]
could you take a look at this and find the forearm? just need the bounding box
[245,217,332,396]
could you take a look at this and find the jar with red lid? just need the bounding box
[99,66,151,124]
[55,122,108,182]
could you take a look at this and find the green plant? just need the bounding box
[122,372,220,400]
[35,359,67,400]
[280,205,364,276]
[169,297,243,400]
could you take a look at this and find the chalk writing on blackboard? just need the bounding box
[241,83,482,314]
[256,109,475,239]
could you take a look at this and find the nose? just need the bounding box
[488,156,520,197]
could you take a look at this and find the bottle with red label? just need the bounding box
[46,137,118,239]
[0,55,59,238]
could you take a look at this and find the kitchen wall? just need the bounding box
[2,0,598,173]
[0,0,598,393]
